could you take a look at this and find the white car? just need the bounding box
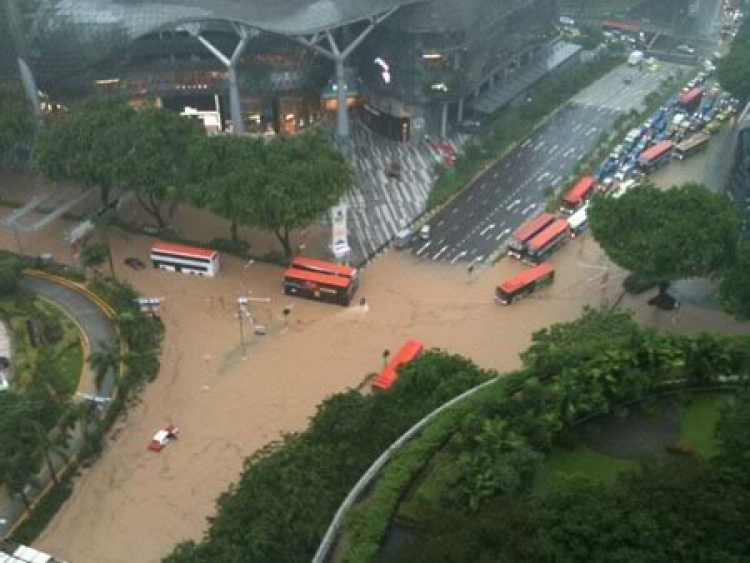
[419,224,431,240]
[148,425,179,452]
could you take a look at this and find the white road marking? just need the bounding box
[495,227,511,241]
[522,202,537,215]
[433,245,449,260]
[450,251,467,264]
[480,223,496,236]
[416,241,432,256]
[507,198,522,210]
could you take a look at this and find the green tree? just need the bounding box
[0,254,24,296]
[720,240,750,320]
[250,130,352,258]
[80,240,108,270]
[589,183,740,302]
[718,21,750,103]
[34,99,135,206]
[88,341,121,390]
[117,107,204,227]
[186,135,266,241]
[0,80,35,157]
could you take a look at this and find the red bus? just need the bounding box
[496,263,555,305]
[601,20,640,33]
[678,87,704,109]
[150,241,220,277]
[372,339,425,390]
[283,267,356,306]
[638,140,673,172]
[560,175,596,214]
[525,219,570,264]
[291,256,357,279]
[507,212,556,259]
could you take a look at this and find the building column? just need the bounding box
[440,102,448,138]
[17,58,42,132]
[457,96,464,124]
[334,58,349,143]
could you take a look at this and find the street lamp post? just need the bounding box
[237,296,250,360]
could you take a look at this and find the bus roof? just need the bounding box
[527,219,569,253]
[676,132,711,151]
[497,263,555,294]
[372,339,424,390]
[283,267,351,288]
[679,87,704,106]
[639,140,673,163]
[292,255,357,277]
[562,175,595,206]
[600,20,640,32]
[151,241,216,259]
[511,212,556,243]
[567,204,588,229]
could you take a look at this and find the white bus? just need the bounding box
[567,203,588,238]
[150,241,220,277]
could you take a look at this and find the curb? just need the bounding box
[24,270,117,320]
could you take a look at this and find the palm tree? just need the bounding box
[28,419,70,486]
[88,340,121,391]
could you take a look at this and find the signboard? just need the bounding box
[330,203,350,260]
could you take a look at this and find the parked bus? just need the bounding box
[507,212,556,259]
[525,219,570,264]
[673,132,710,160]
[678,87,704,109]
[600,20,641,34]
[560,175,596,214]
[567,203,588,238]
[283,267,356,306]
[638,140,673,173]
[150,241,220,277]
[291,256,359,290]
[495,263,555,305]
[372,339,425,389]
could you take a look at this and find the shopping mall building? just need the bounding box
[2,0,558,141]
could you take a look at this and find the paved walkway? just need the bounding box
[0,274,117,540]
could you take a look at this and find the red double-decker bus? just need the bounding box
[372,339,425,390]
[507,212,556,259]
[495,263,555,305]
[525,219,570,264]
[560,175,596,214]
[283,267,357,306]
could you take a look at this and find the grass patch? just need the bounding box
[679,393,729,458]
[533,445,637,496]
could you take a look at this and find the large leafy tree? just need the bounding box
[117,107,204,227]
[589,183,740,301]
[718,20,750,103]
[251,129,353,258]
[720,240,750,320]
[186,135,266,241]
[34,99,136,206]
[0,80,35,157]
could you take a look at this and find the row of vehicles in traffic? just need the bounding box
[495,69,741,306]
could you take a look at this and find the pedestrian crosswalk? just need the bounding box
[344,123,467,265]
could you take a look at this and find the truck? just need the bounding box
[628,50,644,66]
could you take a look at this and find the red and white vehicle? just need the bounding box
[148,424,180,452]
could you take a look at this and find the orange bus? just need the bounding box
[507,212,556,259]
[291,256,358,279]
[525,219,570,264]
[560,175,595,214]
[283,267,357,306]
[372,339,425,390]
[496,263,555,305]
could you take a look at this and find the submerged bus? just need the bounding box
[638,140,673,173]
[283,267,357,306]
[560,175,596,214]
[507,212,556,259]
[567,203,589,238]
[150,241,220,277]
[525,219,570,264]
[291,256,359,290]
[673,132,710,160]
[495,263,555,305]
[372,339,425,389]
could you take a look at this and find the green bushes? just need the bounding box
[163,352,493,563]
